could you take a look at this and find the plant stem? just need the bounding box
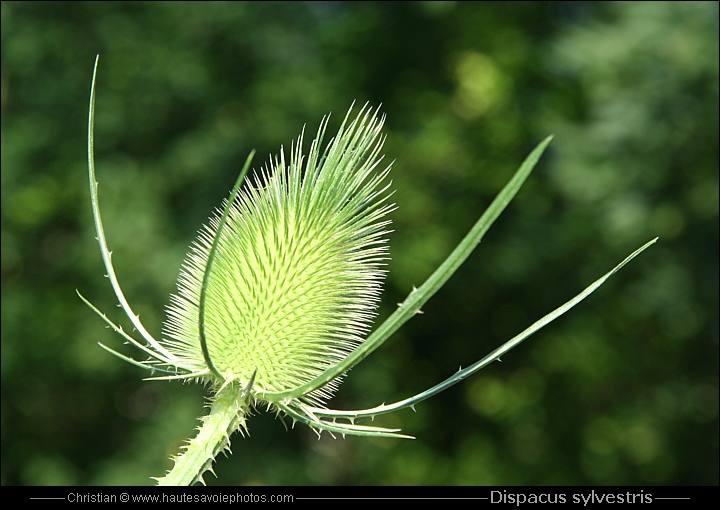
[156,384,248,486]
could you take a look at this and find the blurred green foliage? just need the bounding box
[2,2,717,486]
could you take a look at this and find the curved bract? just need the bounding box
[80,56,657,485]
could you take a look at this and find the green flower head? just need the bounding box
[164,105,394,405]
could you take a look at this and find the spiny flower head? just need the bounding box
[82,71,410,441]
[162,106,395,404]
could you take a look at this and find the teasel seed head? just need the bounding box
[162,105,395,406]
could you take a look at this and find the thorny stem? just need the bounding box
[156,384,250,486]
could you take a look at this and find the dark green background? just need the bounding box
[2,2,717,486]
